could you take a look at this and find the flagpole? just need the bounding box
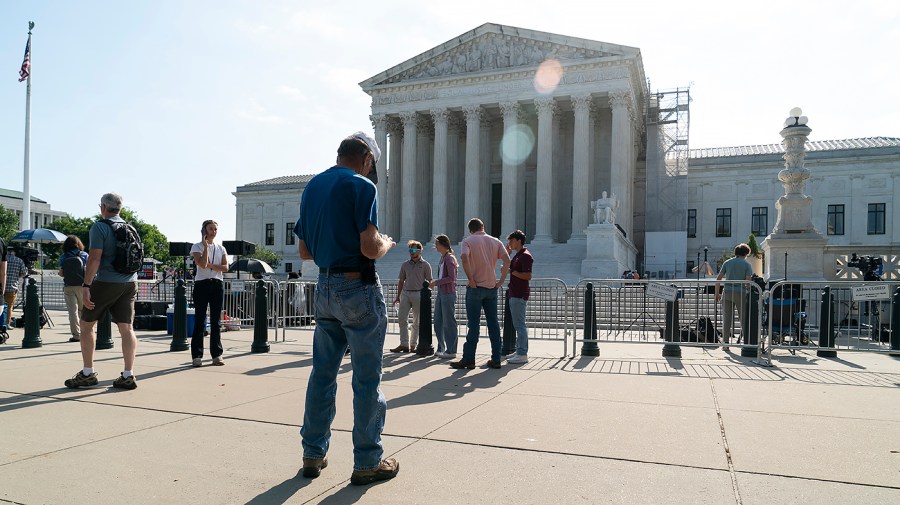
[21,21,34,232]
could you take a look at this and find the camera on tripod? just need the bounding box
[847,253,883,281]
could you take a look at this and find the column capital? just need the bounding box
[430,107,449,125]
[399,111,417,127]
[499,100,522,120]
[462,104,483,123]
[387,116,403,136]
[608,90,633,113]
[370,114,387,130]
[572,93,593,113]
[534,96,557,117]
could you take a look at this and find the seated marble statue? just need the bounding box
[591,191,618,224]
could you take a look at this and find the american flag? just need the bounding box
[18,35,31,82]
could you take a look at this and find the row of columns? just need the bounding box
[370,90,636,243]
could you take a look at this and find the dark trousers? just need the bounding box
[191,279,224,359]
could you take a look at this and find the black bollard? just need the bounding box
[95,310,114,350]
[251,279,270,353]
[741,292,760,357]
[170,280,189,351]
[21,278,42,348]
[415,281,434,356]
[817,286,837,358]
[580,283,600,356]
[890,287,900,355]
[662,297,682,358]
[501,290,516,356]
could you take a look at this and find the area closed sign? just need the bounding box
[851,284,889,301]
[646,283,678,302]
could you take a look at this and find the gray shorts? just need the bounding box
[82,281,137,324]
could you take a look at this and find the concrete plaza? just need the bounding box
[1,309,898,504]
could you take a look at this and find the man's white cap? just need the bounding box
[349,131,381,163]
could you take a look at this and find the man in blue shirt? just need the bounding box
[64,193,139,390]
[715,243,754,351]
[295,132,399,485]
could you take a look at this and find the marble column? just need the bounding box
[533,96,556,244]
[609,90,634,237]
[569,93,593,241]
[430,108,450,238]
[370,114,388,229]
[463,105,482,223]
[500,101,522,236]
[479,118,493,225]
[400,111,418,240]
[416,116,433,240]
[387,118,403,238]
[447,115,463,241]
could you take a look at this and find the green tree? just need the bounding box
[0,205,18,242]
[244,245,281,269]
[47,208,171,266]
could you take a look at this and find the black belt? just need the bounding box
[324,267,361,274]
[195,278,223,284]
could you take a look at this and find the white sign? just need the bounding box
[230,282,245,293]
[646,283,679,302]
[851,284,890,301]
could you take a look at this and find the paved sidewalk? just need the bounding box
[1,310,899,504]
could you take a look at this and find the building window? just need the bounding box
[867,203,885,235]
[285,262,293,273]
[751,207,768,237]
[827,204,844,235]
[687,209,697,238]
[686,260,696,274]
[715,208,731,237]
[285,222,295,245]
[265,223,275,245]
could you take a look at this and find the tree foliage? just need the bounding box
[0,205,18,242]
[47,208,172,266]
[243,245,281,269]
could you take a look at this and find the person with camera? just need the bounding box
[294,131,399,485]
[189,219,229,367]
[58,235,89,341]
[715,243,753,351]
[3,250,28,328]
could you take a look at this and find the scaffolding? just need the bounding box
[642,86,691,278]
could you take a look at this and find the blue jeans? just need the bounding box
[433,290,458,354]
[301,273,387,471]
[508,296,528,355]
[462,287,501,363]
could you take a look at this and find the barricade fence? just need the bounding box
[20,274,899,360]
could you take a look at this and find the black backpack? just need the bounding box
[101,219,144,274]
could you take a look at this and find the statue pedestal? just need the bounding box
[761,232,827,281]
[581,224,637,279]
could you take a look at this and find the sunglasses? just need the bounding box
[408,248,421,253]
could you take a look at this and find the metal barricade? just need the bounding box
[762,280,899,362]
[571,279,765,359]
[277,279,317,340]
[222,279,279,333]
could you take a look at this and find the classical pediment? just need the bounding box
[361,23,639,88]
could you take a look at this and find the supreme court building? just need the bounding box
[234,24,899,283]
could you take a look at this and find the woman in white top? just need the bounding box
[190,219,229,367]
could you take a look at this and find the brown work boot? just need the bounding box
[350,458,399,486]
[389,345,410,353]
[449,360,476,370]
[302,456,328,478]
[485,359,502,369]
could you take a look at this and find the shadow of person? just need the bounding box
[387,363,512,410]
[243,468,312,505]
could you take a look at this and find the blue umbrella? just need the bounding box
[11,228,67,244]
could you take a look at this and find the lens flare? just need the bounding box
[533,59,563,94]
[500,124,536,165]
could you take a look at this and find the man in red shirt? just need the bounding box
[504,230,533,364]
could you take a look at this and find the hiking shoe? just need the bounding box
[449,360,476,369]
[350,458,399,486]
[112,374,137,390]
[485,359,502,369]
[69,336,81,342]
[302,457,328,478]
[389,345,410,353]
[64,371,98,389]
[212,356,225,366]
[192,358,202,367]
[507,354,529,364]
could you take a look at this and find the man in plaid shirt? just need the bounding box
[3,250,28,327]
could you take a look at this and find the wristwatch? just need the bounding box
[82,283,91,288]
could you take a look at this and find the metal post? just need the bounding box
[501,290,515,356]
[21,278,42,348]
[170,279,189,351]
[95,310,114,350]
[888,287,899,355]
[662,297,681,358]
[580,283,599,356]
[817,286,837,358]
[251,280,270,353]
[741,289,760,357]
[415,281,434,356]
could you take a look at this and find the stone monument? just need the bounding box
[582,190,637,278]
[760,108,827,281]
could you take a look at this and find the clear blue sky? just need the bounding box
[1,0,897,244]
